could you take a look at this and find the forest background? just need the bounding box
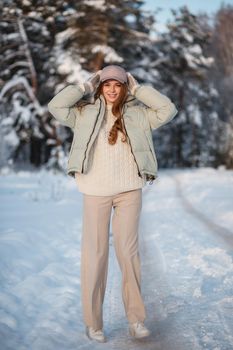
[1,0,233,174]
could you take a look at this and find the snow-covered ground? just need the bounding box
[0,167,233,350]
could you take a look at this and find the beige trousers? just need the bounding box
[81,188,146,330]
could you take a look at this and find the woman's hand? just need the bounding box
[84,70,102,95]
[127,72,140,95]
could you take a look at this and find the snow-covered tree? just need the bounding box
[52,0,154,79]
[153,6,225,168]
[0,1,76,170]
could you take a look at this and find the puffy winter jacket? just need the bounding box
[47,83,178,181]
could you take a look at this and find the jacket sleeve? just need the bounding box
[134,85,178,130]
[47,83,85,129]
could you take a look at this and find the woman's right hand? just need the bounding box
[84,70,102,95]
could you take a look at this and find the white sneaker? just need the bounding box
[85,326,106,343]
[129,321,151,339]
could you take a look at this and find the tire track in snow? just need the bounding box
[136,185,202,350]
[172,174,233,248]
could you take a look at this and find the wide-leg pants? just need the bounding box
[80,188,146,330]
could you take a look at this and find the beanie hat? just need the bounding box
[99,65,127,84]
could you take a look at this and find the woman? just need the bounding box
[48,65,178,343]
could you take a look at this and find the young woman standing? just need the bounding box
[48,65,178,343]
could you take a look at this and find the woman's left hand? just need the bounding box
[127,72,140,95]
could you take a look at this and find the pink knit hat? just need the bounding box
[99,65,127,84]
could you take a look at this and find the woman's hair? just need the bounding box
[76,81,129,145]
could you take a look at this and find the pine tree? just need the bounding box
[154,6,225,168]
[57,0,154,73]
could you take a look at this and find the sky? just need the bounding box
[142,0,233,32]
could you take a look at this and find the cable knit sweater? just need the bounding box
[75,104,146,196]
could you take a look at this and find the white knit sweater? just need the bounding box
[75,104,146,196]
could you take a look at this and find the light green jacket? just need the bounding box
[48,83,178,182]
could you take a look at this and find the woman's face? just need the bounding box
[102,80,122,104]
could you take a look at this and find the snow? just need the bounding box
[183,46,214,69]
[173,167,233,232]
[171,40,180,49]
[56,55,84,81]
[0,76,41,111]
[83,0,106,11]
[181,28,194,43]
[189,44,202,55]
[54,29,90,85]
[0,167,233,349]
[183,50,199,69]
[187,247,233,278]
[55,28,77,45]
[131,67,160,83]
[22,0,31,6]
[210,87,219,98]
[187,104,202,126]
[3,33,20,41]
[199,55,215,67]
[12,99,31,124]
[4,130,20,148]
[1,117,14,127]
[91,45,124,63]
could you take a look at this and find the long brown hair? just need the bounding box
[76,81,129,145]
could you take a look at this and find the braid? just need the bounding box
[107,84,128,145]
[108,118,127,145]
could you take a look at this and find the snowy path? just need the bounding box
[173,174,233,247]
[0,168,233,350]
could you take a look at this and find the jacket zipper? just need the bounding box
[122,117,142,178]
[81,99,102,173]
